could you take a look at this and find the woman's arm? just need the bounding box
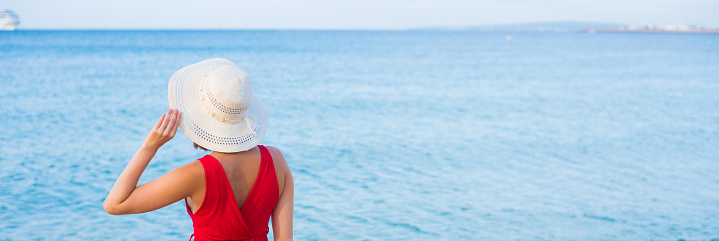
[270,148,294,241]
[103,109,201,215]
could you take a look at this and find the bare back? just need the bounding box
[186,146,290,214]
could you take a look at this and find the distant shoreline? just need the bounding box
[585,28,719,34]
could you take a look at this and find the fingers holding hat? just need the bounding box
[159,108,172,131]
[153,113,166,131]
[144,108,181,149]
[162,108,179,135]
[167,109,181,138]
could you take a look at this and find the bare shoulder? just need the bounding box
[264,145,292,197]
[173,159,205,180]
[170,159,206,199]
[265,145,289,172]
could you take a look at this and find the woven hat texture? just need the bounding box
[168,58,268,153]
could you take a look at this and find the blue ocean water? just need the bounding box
[1,30,718,240]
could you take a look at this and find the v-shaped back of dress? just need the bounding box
[186,145,279,241]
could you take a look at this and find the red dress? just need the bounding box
[186,145,279,241]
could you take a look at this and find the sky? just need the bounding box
[3,0,719,29]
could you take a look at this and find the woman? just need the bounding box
[103,58,294,241]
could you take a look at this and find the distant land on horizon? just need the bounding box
[413,21,627,32]
[415,21,719,33]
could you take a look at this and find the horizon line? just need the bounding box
[8,21,719,31]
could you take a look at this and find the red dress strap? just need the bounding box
[240,145,280,235]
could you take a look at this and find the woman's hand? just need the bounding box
[104,108,196,215]
[142,108,181,149]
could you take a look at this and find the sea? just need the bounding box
[1,30,718,240]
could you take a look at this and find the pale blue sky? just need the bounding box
[4,0,719,29]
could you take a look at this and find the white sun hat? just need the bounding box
[168,58,268,153]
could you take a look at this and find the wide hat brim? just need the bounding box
[168,58,268,153]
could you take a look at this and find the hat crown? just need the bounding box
[169,58,268,153]
[204,65,253,118]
